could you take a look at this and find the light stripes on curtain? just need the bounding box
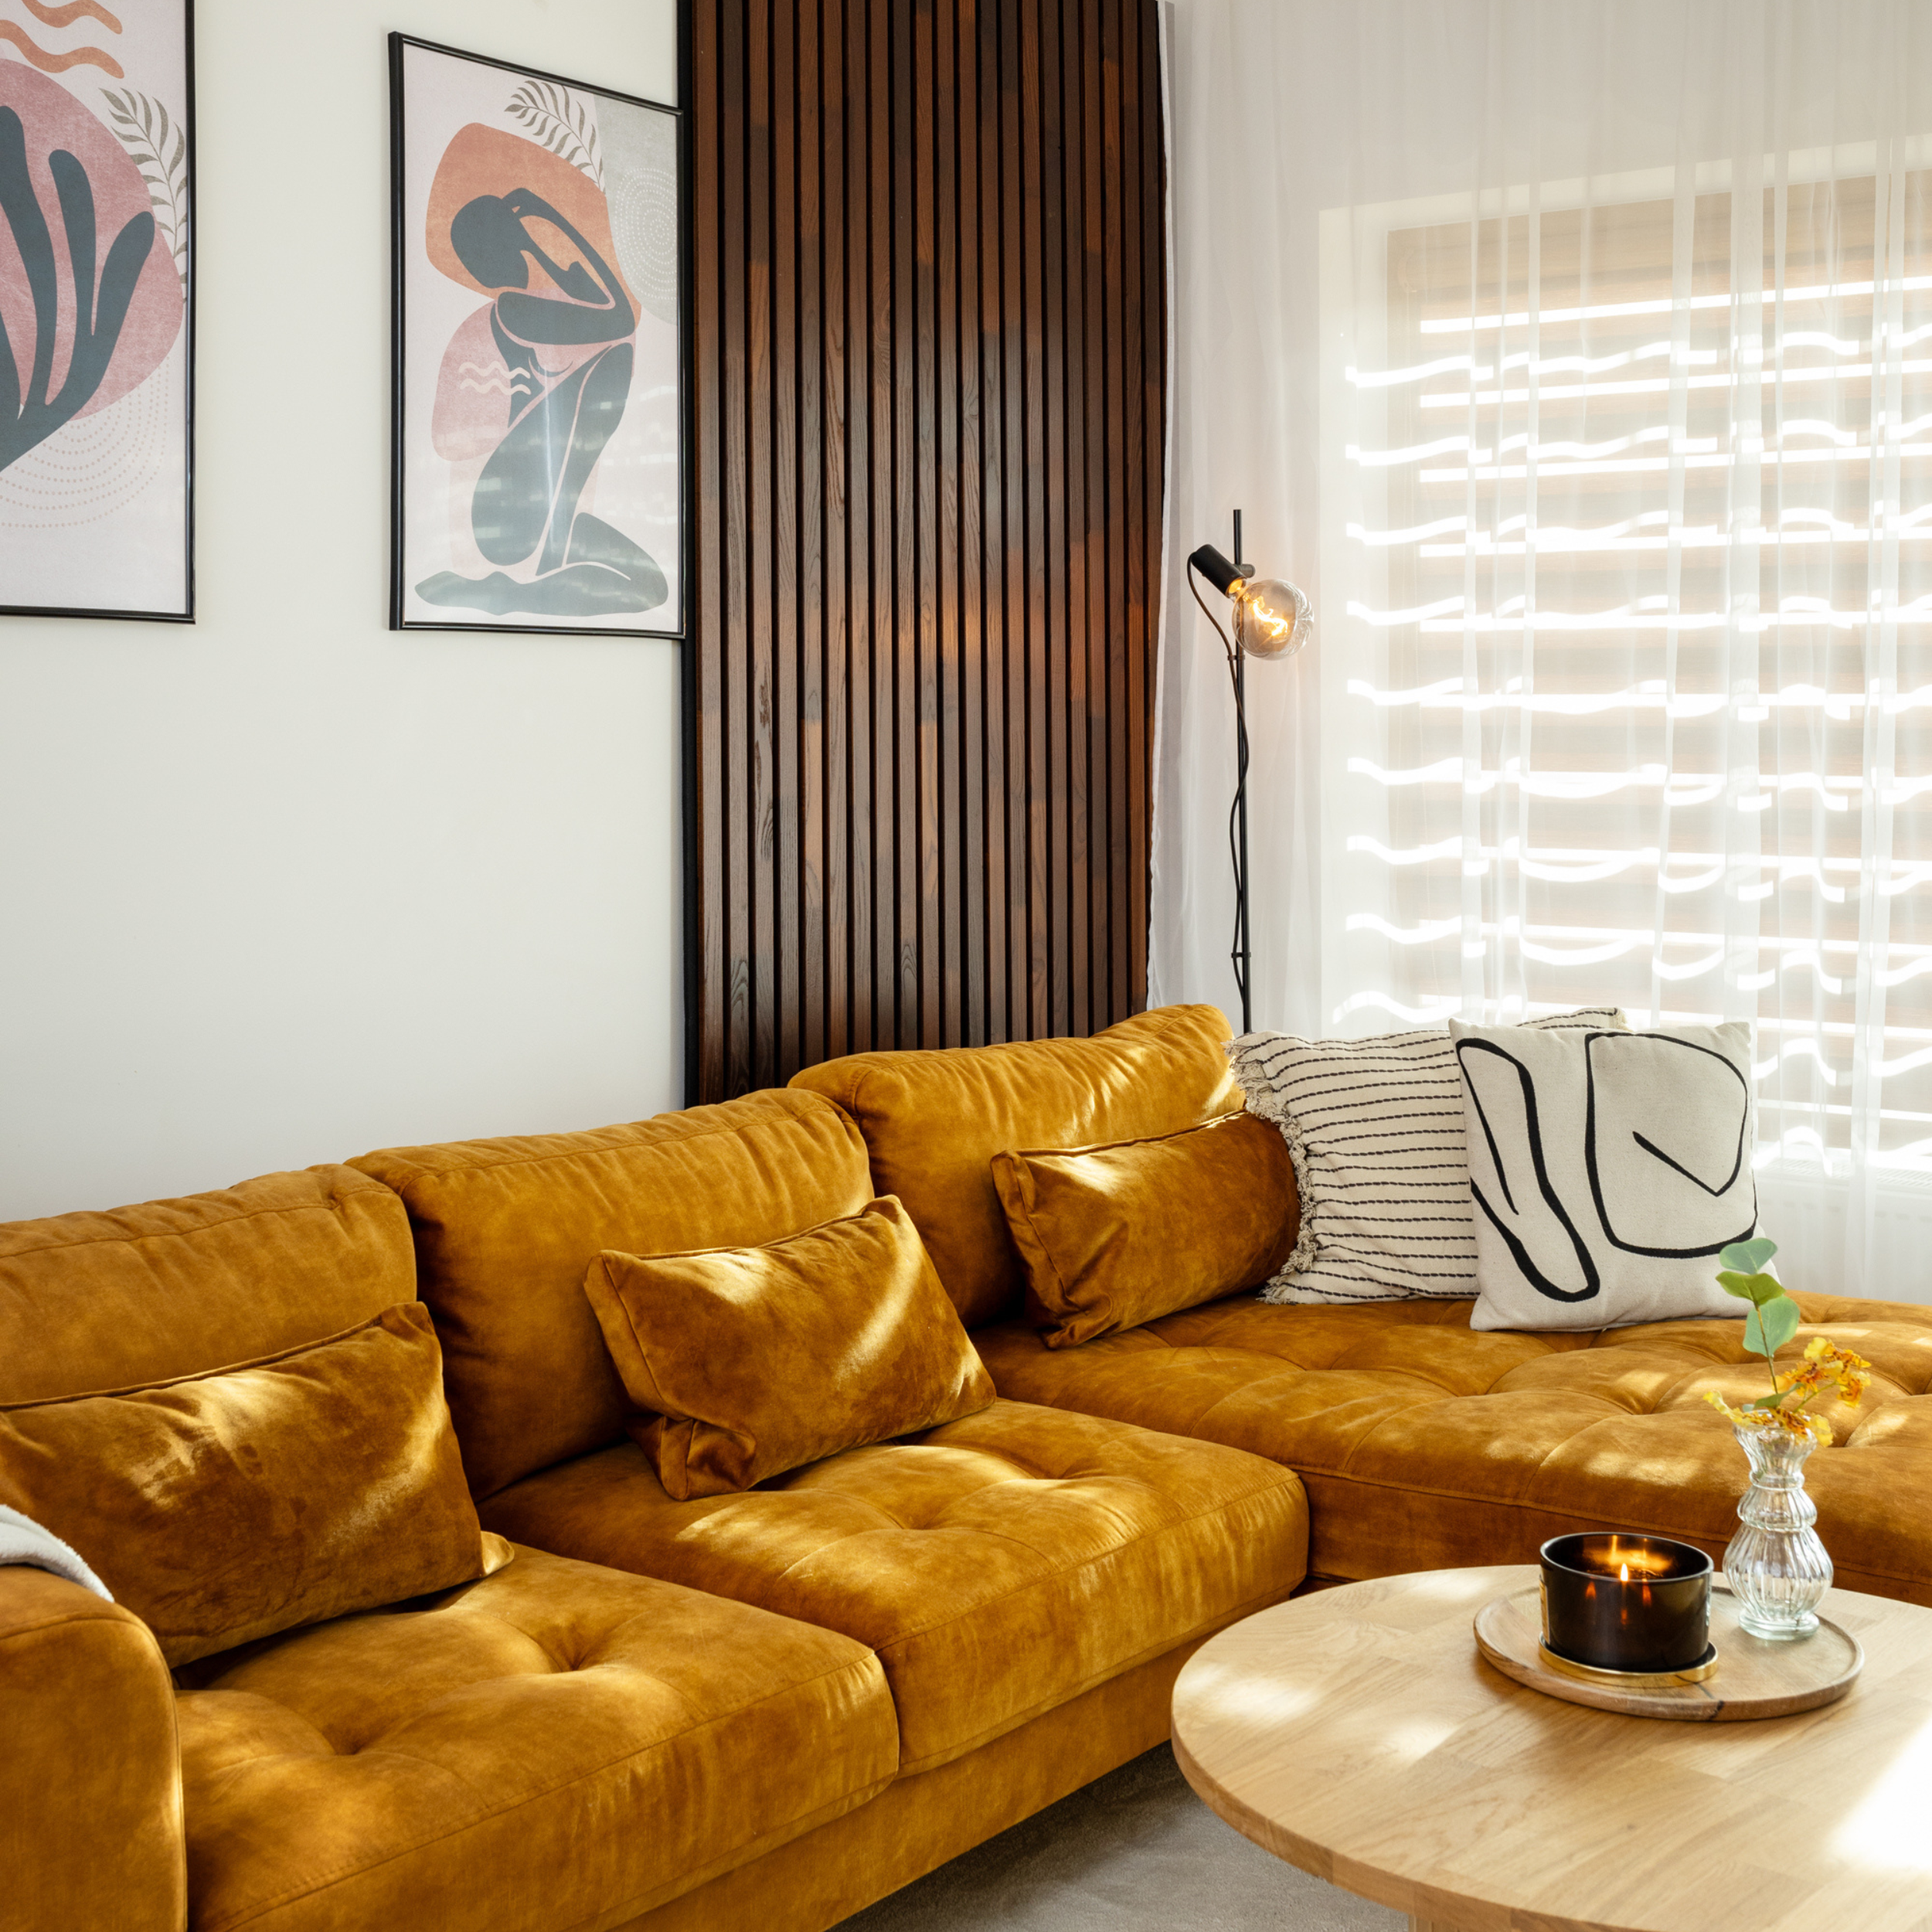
[1324,166,1932,1212]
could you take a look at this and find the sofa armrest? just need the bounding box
[0,1566,186,1932]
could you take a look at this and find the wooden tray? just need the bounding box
[1474,1580,1862,1721]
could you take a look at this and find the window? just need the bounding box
[1325,161,1932,1189]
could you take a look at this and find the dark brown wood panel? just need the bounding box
[687,0,1166,1103]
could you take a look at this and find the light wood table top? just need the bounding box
[1171,1566,1932,1932]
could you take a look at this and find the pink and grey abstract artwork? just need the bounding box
[1,0,190,618]
[393,37,682,636]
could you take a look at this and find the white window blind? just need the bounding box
[1326,164,1932,1195]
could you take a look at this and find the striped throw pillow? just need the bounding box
[1226,1009,1628,1307]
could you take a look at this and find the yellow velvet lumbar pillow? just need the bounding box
[0,1302,510,1665]
[586,1196,997,1499]
[992,1111,1301,1347]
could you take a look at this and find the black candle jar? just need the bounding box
[1540,1533,1713,1675]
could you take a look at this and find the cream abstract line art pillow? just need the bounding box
[1449,1019,1758,1332]
[1226,1008,1628,1307]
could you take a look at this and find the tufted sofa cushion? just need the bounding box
[172,1547,897,1932]
[352,1092,877,1501]
[787,1005,1243,1326]
[974,1293,1932,1604]
[481,1398,1308,1776]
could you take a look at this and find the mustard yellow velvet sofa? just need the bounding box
[0,1005,1307,1932]
[6,1000,1932,1932]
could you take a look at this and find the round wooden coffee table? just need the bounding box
[1172,1566,1932,1932]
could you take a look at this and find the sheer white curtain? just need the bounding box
[1155,0,1932,1301]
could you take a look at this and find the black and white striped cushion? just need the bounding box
[1226,1009,1628,1307]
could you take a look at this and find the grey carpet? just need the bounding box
[833,1746,1404,1930]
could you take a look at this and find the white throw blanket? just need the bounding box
[0,1505,111,1600]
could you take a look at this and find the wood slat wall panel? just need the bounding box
[687,0,1166,1102]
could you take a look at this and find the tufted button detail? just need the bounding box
[172,1549,898,1932]
[973,1296,1932,1602]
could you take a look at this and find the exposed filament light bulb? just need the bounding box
[1233,576,1313,661]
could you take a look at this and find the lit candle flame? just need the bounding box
[1620,1563,1630,1583]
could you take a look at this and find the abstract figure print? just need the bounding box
[0,0,191,619]
[393,38,682,635]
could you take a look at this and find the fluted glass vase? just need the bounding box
[1724,1421,1832,1639]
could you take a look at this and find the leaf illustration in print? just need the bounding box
[0,61,181,472]
[98,87,189,283]
[503,80,601,187]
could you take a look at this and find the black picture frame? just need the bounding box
[0,0,196,624]
[388,32,688,640]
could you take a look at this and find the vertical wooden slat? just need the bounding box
[798,0,825,1072]
[771,0,801,1086]
[912,0,942,1046]
[841,0,872,1054]
[819,0,849,1064]
[1131,0,1162,1012]
[976,0,1010,1046]
[1000,0,1029,1043]
[1099,0,1128,1027]
[869,0,898,1049]
[934,0,963,1047]
[1073,0,1104,1040]
[720,0,753,1096]
[746,0,776,1090]
[689,0,1165,1103]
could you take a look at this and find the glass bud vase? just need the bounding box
[1724,1421,1832,1638]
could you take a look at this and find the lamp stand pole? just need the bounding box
[1232,510,1253,1035]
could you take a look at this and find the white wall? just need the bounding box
[0,0,683,1219]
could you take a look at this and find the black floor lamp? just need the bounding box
[1185,510,1313,1034]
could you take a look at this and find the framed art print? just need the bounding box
[390,35,685,637]
[0,2,193,621]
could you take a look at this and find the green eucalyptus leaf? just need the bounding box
[1744,1296,1802,1359]
[1716,1270,1786,1306]
[1749,1391,1791,1410]
[1721,1237,1779,1274]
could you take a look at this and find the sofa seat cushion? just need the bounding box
[974,1294,1932,1604]
[173,1546,897,1932]
[481,1398,1308,1776]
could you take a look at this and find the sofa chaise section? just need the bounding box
[973,1216,1932,1603]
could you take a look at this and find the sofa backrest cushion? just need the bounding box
[0,1166,415,1406]
[787,1005,1244,1327]
[352,1090,876,1498]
